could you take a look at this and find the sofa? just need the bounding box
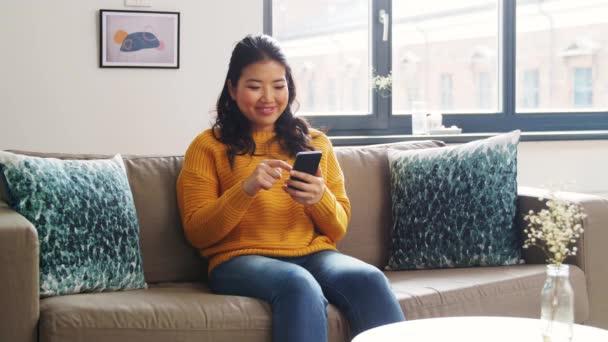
[1,140,607,342]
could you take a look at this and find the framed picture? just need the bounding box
[99,9,180,68]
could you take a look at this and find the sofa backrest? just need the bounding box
[334,140,445,268]
[2,140,443,283]
[123,156,208,283]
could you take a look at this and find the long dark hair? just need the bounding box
[212,34,314,168]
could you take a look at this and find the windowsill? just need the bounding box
[329,130,608,146]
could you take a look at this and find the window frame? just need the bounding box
[263,0,608,139]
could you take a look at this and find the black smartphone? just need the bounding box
[289,151,322,190]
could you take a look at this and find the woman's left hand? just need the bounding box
[283,167,325,206]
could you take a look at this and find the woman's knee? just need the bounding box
[276,269,326,303]
[342,265,391,292]
[365,266,390,288]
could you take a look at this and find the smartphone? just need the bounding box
[289,151,322,190]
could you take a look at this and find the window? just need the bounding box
[477,72,492,109]
[266,0,608,139]
[405,66,420,111]
[393,1,499,114]
[516,0,606,113]
[520,69,539,109]
[573,67,592,108]
[306,76,315,109]
[328,78,337,111]
[440,73,453,110]
[271,0,370,115]
[351,78,360,110]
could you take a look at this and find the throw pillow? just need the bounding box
[0,151,147,297]
[386,131,521,270]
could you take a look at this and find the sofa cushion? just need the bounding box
[3,150,207,284]
[39,283,350,342]
[334,140,445,268]
[386,131,521,270]
[0,175,8,206]
[38,266,589,342]
[388,264,589,323]
[386,265,589,323]
[0,151,116,207]
[0,151,146,297]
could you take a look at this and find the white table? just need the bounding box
[353,316,608,342]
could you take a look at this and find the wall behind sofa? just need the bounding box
[0,0,262,155]
[518,140,608,198]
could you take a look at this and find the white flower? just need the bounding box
[371,71,392,92]
[523,193,586,265]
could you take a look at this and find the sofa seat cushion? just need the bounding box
[39,283,350,342]
[387,264,589,323]
[38,267,590,341]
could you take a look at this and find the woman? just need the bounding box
[177,34,404,341]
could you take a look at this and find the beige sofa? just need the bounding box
[1,140,607,342]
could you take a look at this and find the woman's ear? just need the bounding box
[227,80,236,100]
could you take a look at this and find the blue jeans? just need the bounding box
[209,250,405,342]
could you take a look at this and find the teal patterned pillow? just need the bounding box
[0,152,147,297]
[386,131,521,270]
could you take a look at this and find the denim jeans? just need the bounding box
[209,250,405,342]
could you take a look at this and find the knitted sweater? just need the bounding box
[176,128,351,273]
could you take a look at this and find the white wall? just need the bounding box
[0,0,263,155]
[0,1,606,197]
[518,140,608,197]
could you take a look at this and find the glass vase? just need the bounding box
[540,264,574,342]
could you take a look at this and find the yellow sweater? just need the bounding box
[176,128,351,274]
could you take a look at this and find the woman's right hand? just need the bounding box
[242,159,292,196]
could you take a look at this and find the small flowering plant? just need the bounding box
[523,194,586,265]
[371,71,392,97]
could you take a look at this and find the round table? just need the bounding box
[353,316,608,342]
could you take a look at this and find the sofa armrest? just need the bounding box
[0,205,39,342]
[517,186,608,329]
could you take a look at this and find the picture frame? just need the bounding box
[99,9,180,69]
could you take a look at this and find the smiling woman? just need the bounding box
[227,59,289,132]
[210,35,310,168]
[175,34,405,342]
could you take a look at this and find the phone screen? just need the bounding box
[289,151,322,189]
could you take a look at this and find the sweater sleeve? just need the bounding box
[305,135,351,242]
[176,133,255,249]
